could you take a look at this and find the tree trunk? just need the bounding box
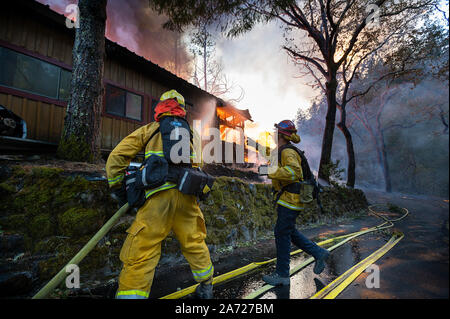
[57,0,107,163]
[337,107,356,188]
[203,40,207,92]
[379,130,392,192]
[318,75,338,182]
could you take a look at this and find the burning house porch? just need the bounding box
[214,100,254,168]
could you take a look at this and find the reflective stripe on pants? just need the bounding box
[116,289,149,299]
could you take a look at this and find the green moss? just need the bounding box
[79,245,110,272]
[0,182,16,194]
[31,167,63,178]
[1,214,28,232]
[30,213,54,239]
[57,134,95,163]
[2,163,370,289]
[33,237,67,254]
[209,188,224,205]
[58,207,103,238]
[38,257,64,281]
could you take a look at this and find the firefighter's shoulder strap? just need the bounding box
[275,143,325,213]
[277,143,313,181]
[144,125,161,152]
[142,120,194,157]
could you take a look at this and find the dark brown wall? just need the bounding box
[0,2,216,151]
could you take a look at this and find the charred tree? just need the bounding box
[319,75,338,183]
[57,0,107,163]
[336,104,356,188]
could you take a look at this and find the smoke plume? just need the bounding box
[36,0,192,79]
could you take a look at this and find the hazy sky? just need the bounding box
[216,21,316,134]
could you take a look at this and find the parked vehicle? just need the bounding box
[0,105,27,138]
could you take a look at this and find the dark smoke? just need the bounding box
[35,0,192,79]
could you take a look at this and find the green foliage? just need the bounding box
[387,203,403,215]
[30,214,54,239]
[58,207,103,238]
[149,0,295,35]
[321,160,345,186]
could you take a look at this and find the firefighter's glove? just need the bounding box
[111,186,127,207]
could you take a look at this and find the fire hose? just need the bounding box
[163,205,408,299]
[32,203,408,299]
[32,203,130,299]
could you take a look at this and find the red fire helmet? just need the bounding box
[274,120,297,137]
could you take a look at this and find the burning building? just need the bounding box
[0,0,255,165]
[215,100,254,167]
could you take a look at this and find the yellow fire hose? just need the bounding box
[162,205,408,299]
[310,232,404,299]
[32,203,407,299]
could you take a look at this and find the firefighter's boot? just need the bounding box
[195,280,213,299]
[313,250,330,275]
[262,272,290,286]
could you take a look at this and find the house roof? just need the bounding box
[217,104,253,122]
[9,0,219,102]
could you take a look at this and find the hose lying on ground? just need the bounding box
[32,203,407,299]
[162,204,409,299]
[310,232,404,299]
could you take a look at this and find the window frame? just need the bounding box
[103,80,147,124]
[0,41,72,106]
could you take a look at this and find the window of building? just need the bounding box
[0,46,71,101]
[105,84,143,121]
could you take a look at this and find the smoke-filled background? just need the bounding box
[37,0,193,78]
[296,74,449,197]
[36,0,313,134]
[35,0,448,197]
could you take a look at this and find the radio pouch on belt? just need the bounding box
[134,155,168,190]
[124,166,146,208]
[178,168,215,200]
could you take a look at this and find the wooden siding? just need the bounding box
[0,4,215,152]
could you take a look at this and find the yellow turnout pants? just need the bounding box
[116,189,213,299]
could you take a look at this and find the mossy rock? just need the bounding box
[58,207,103,238]
[79,245,111,273]
[33,237,67,254]
[0,182,16,195]
[38,256,65,281]
[31,167,64,178]
[30,213,54,239]
[1,214,29,233]
[1,163,370,289]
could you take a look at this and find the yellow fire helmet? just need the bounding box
[160,89,185,107]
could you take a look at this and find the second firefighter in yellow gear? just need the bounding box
[106,90,213,299]
[269,146,304,211]
[262,119,329,287]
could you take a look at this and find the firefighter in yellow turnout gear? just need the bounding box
[106,90,214,299]
[262,120,329,286]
